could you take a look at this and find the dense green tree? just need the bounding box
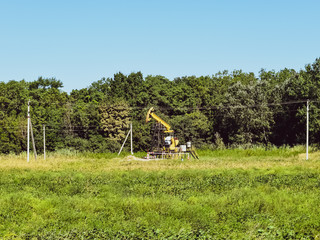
[143,75,172,112]
[170,111,210,147]
[0,80,28,153]
[99,99,130,141]
[1,58,320,153]
[218,81,273,146]
[29,77,63,90]
[27,78,68,151]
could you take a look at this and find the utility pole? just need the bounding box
[130,122,133,155]
[43,124,46,160]
[306,99,309,160]
[27,100,30,162]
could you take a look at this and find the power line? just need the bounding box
[10,98,313,111]
[0,99,314,132]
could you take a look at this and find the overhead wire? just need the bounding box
[0,98,314,134]
[7,98,312,110]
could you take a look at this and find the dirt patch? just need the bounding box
[122,155,165,162]
[123,155,146,161]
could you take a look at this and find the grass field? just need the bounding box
[1,147,320,239]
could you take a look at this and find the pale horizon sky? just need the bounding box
[1,0,319,92]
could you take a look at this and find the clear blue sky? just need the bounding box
[1,0,319,92]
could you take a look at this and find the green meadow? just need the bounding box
[1,147,320,239]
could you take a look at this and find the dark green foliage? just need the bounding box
[1,58,320,152]
[171,111,210,147]
[100,99,130,141]
[219,81,274,146]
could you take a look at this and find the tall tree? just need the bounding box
[99,99,130,141]
[218,81,274,146]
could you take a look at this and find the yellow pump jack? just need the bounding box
[146,107,199,159]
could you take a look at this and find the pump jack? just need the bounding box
[146,107,199,159]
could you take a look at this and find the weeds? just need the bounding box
[0,147,320,239]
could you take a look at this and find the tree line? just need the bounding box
[1,58,320,154]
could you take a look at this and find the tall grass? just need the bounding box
[198,145,306,158]
[0,147,320,239]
